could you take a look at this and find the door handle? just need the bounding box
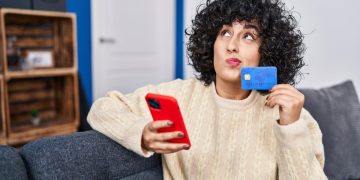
[99,37,116,44]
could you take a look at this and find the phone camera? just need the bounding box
[147,98,161,109]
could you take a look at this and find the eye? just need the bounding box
[244,34,255,41]
[221,30,232,37]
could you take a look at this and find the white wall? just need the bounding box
[283,0,360,96]
[184,0,360,97]
[184,0,206,79]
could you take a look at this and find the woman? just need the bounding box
[88,0,327,179]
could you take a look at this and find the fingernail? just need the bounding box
[167,121,173,126]
[178,132,184,138]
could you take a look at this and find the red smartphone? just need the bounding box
[145,93,191,147]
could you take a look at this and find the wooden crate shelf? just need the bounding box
[6,68,75,79]
[6,25,53,36]
[0,8,79,146]
[5,75,79,145]
[0,76,6,145]
[7,123,77,145]
[1,8,76,72]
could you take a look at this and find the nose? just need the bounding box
[227,37,239,53]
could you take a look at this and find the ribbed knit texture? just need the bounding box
[87,78,327,180]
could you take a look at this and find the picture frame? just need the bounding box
[22,50,54,69]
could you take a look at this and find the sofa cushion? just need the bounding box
[0,145,28,180]
[300,80,360,180]
[19,130,163,180]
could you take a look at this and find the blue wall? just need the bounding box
[66,0,183,104]
[176,0,184,79]
[67,0,92,105]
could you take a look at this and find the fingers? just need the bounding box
[266,84,304,125]
[266,94,292,108]
[148,120,173,132]
[154,131,184,141]
[271,84,298,91]
[142,120,189,154]
[147,120,185,141]
[267,84,304,103]
[268,87,299,100]
[270,84,302,96]
[266,84,304,109]
[148,142,189,154]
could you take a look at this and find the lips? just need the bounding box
[225,58,241,67]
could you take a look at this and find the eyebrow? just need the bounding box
[222,23,260,33]
[244,24,260,33]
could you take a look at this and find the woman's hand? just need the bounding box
[265,84,305,125]
[141,120,189,154]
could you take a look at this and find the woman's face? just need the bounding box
[213,21,261,84]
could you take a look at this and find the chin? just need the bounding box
[216,70,241,83]
[221,76,241,83]
[226,73,241,81]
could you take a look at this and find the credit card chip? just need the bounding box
[244,74,251,80]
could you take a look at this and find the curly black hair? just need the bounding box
[186,0,305,88]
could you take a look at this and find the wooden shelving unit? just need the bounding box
[0,8,79,145]
[0,76,6,145]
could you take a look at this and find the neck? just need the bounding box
[215,77,251,100]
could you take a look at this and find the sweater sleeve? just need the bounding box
[273,109,327,180]
[87,86,156,157]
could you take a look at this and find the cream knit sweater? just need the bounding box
[87,78,327,180]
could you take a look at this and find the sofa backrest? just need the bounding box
[300,80,360,180]
[19,130,163,179]
[0,145,28,180]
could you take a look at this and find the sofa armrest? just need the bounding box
[0,145,28,180]
[19,130,163,180]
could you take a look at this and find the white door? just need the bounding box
[91,0,175,101]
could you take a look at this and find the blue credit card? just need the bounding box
[241,66,277,90]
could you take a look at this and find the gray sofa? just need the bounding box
[0,80,359,180]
